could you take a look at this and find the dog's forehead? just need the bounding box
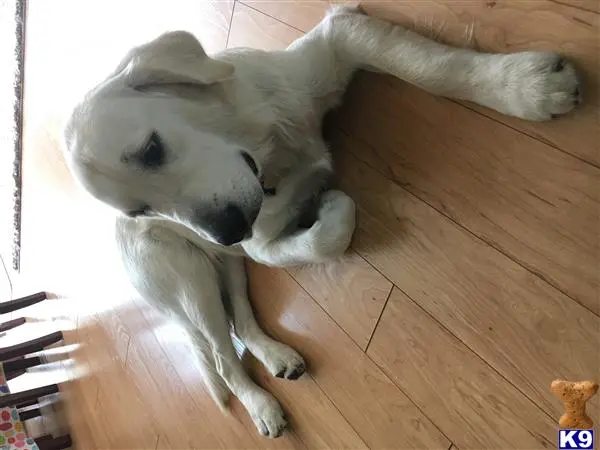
[69,95,153,161]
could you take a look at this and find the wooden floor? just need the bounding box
[12,1,599,449]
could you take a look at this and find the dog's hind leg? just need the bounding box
[288,6,580,121]
[223,255,306,379]
[117,222,287,438]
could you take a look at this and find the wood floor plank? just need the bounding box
[84,321,159,450]
[69,385,102,450]
[239,1,329,32]
[247,263,451,450]
[95,381,159,450]
[287,249,392,350]
[554,0,599,13]
[357,0,600,166]
[228,2,304,51]
[69,377,100,433]
[244,356,365,449]
[331,139,600,420]
[368,288,557,449]
[67,347,109,449]
[65,400,97,450]
[79,305,238,449]
[197,0,235,54]
[334,75,599,314]
[78,314,129,372]
[76,316,159,449]
[124,339,220,449]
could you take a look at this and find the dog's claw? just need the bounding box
[286,364,305,380]
[259,420,269,436]
[552,57,566,72]
[257,415,287,439]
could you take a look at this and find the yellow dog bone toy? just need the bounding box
[550,379,598,429]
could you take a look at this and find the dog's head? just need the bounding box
[64,31,264,246]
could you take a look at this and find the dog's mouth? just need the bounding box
[260,176,276,196]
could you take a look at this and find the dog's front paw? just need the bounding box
[252,195,293,242]
[248,391,288,438]
[264,342,306,380]
[310,190,356,260]
[498,52,581,121]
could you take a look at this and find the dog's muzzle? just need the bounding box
[197,201,260,247]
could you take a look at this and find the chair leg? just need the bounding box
[0,331,63,360]
[3,355,43,375]
[33,434,52,444]
[6,369,26,381]
[36,434,72,450]
[0,384,59,408]
[0,317,27,333]
[0,292,47,314]
[19,407,41,421]
[16,398,39,409]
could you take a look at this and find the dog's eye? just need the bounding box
[140,132,166,169]
[125,205,151,218]
[122,132,166,170]
[241,151,258,176]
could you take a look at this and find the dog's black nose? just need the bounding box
[211,203,250,246]
[194,201,260,246]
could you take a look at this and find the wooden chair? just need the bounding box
[0,292,47,338]
[0,331,64,362]
[0,317,27,333]
[0,385,71,450]
[34,434,72,450]
[0,293,60,381]
[0,292,47,315]
[0,291,71,449]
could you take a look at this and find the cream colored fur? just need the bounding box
[64,6,581,438]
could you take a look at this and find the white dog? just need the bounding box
[64,6,580,438]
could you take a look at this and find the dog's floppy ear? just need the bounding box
[123,31,234,88]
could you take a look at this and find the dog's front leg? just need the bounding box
[224,255,306,379]
[253,157,333,242]
[119,223,287,438]
[179,273,288,439]
[243,190,356,267]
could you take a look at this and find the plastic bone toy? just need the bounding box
[551,379,598,429]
